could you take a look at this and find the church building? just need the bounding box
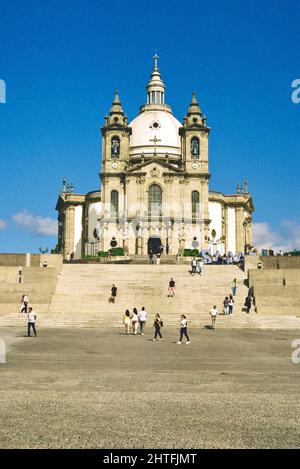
[56,55,254,259]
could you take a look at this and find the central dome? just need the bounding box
[129,109,182,158]
[128,54,182,159]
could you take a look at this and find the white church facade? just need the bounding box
[56,55,254,259]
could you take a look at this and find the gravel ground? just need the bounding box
[0,327,300,448]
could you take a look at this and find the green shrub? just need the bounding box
[97,248,125,257]
[111,247,124,256]
[183,248,199,257]
[97,251,108,257]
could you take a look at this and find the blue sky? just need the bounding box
[0,0,300,252]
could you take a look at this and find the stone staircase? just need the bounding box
[47,264,248,328]
[1,263,299,329]
[0,266,59,321]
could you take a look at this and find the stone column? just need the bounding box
[64,206,75,257]
[235,207,244,253]
[224,206,228,254]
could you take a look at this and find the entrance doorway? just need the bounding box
[147,237,162,255]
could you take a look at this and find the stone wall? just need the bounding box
[0,253,63,268]
[260,256,300,269]
[248,267,300,315]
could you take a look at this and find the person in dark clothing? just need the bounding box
[244,296,252,313]
[177,315,190,344]
[153,313,163,341]
[168,278,176,297]
[109,284,117,303]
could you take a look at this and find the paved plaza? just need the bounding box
[0,327,300,449]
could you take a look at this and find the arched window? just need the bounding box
[111,136,120,158]
[191,191,200,219]
[191,137,200,159]
[111,190,119,216]
[148,184,162,215]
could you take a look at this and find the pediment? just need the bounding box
[126,159,183,174]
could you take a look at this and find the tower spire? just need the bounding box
[187,92,201,116]
[109,90,124,115]
[153,52,159,71]
[146,52,165,106]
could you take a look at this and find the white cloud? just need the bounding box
[0,220,7,230]
[12,210,57,237]
[253,220,300,252]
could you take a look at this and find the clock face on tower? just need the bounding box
[192,162,198,169]
[112,162,118,169]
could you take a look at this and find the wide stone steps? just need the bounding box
[1,314,300,329]
[1,263,298,329]
[45,264,274,330]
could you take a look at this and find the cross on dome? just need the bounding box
[149,135,162,154]
[153,52,159,71]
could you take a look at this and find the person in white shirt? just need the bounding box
[197,259,204,275]
[27,307,37,337]
[177,314,190,344]
[210,305,218,330]
[20,293,29,314]
[138,307,147,335]
[191,258,197,276]
[131,308,139,335]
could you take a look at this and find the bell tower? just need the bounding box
[180,92,211,249]
[101,90,131,174]
[180,92,210,174]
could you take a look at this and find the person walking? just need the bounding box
[123,309,131,335]
[209,305,218,329]
[108,249,112,261]
[191,257,197,275]
[131,307,139,335]
[138,307,147,335]
[149,250,154,265]
[20,293,29,314]
[244,296,252,314]
[177,315,190,344]
[156,252,161,265]
[19,294,25,313]
[228,294,234,315]
[223,296,230,315]
[168,278,176,297]
[231,278,238,296]
[153,313,163,341]
[198,258,204,275]
[109,284,117,303]
[27,307,37,337]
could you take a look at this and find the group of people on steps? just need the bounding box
[123,307,190,344]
